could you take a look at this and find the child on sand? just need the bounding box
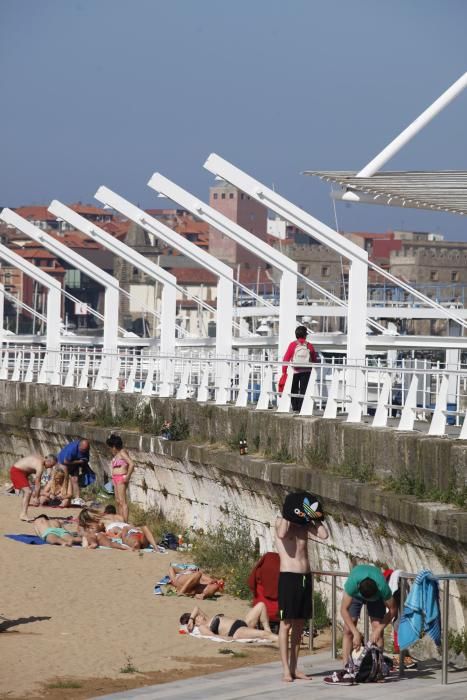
[32,514,82,547]
[275,491,329,682]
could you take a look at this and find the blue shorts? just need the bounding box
[348,597,386,621]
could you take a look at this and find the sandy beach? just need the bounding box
[0,493,288,699]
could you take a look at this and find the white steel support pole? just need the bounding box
[48,201,178,396]
[0,208,120,389]
[148,173,298,355]
[94,187,234,404]
[356,72,467,179]
[0,241,61,383]
[346,258,368,420]
[0,283,4,335]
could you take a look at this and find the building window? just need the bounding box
[451,271,459,282]
[229,193,234,199]
[221,193,226,199]
[430,270,438,281]
[240,193,245,200]
[213,193,218,200]
[321,266,330,277]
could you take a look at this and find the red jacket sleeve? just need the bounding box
[282,341,296,374]
[307,342,318,364]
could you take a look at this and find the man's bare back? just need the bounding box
[14,454,46,476]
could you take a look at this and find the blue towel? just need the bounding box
[399,569,441,649]
[5,534,46,545]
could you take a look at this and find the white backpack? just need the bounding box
[292,342,311,366]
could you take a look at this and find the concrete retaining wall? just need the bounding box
[0,380,465,629]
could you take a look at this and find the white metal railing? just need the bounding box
[1,342,467,436]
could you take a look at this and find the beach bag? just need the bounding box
[159,532,178,550]
[347,643,390,683]
[79,464,96,488]
[292,342,311,367]
[282,491,324,526]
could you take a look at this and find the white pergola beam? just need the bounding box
[94,186,234,361]
[1,208,120,388]
[0,241,61,382]
[148,173,298,354]
[48,201,178,359]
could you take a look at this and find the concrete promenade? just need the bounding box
[95,651,467,700]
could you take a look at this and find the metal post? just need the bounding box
[331,575,337,659]
[363,605,369,644]
[398,577,407,678]
[441,580,450,685]
[309,572,314,651]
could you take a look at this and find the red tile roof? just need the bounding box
[14,203,112,221]
[168,268,217,284]
[14,206,56,221]
[69,203,113,217]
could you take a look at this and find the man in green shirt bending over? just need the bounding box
[341,564,398,667]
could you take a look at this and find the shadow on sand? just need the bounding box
[0,615,51,632]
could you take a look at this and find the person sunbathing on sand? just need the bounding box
[104,520,158,551]
[39,468,72,508]
[180,602,278,642]
[169,565,224,599]
[78,509,128,550]
[32,514,82,547]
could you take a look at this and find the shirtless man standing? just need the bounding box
[275,491,329,682]
[9,453,57,521]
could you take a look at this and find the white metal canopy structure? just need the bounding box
[305,171,467,215]
[0,208,120,388]
[48,201,178,388]
[0,241,61,383]
[94,186,235,403]
[148,173,298,354]
[311,72,467,213]
[204,154,467,334]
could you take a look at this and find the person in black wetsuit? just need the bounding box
[180,602,278,642]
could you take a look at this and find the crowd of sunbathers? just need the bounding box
[5,436,228,598]
[29,504,160,550]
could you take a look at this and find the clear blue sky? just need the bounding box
[1,0,466,239]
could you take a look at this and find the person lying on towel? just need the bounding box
[169,565,224,599]
[180,603,278,642]
[32,514,82,547]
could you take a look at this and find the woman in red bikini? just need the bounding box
[106,434,134,522]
